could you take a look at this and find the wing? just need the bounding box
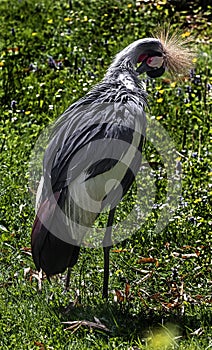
[41,82,147,199]
[31,81,147,274]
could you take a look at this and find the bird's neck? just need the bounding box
[104,59,142,91]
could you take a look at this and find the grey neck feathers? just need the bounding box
[104,58,141,88]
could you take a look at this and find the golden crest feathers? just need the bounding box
[154,28,195,76]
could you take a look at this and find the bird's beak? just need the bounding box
[146,64,165,78]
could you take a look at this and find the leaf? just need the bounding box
[111,249,128,253]
[150,293,162,301]
[21,246,31,251]
[115,289,124,303]
[20,247,32,256]
[137,257,158,264]
[7,47,19,52]
[34,341,45,349]
[125,283,130,298]
[181,245,194,249]
[194,294,204,300]
[162,301,180,310]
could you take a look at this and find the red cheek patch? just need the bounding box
[147,57,153,65]
[138,54,147,63]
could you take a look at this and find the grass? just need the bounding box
[0,0,211,349]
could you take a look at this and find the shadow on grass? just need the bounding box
[53,298,211,340]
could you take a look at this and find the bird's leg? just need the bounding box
[102,246,111,299]
[65,267,71,291]
[102,207,116,299]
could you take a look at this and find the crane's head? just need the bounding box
[109,30,194,78]
[133,38,166,78]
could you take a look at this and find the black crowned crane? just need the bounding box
[31,31,193,298]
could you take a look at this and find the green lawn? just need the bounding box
[0,0,211,349]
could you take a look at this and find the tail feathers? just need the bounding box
[31,191,61,271]
[37,232,80,276]
[31,191,80,277]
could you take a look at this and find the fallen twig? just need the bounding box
[62,317,110,333]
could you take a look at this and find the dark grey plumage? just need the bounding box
[31,35,193,297]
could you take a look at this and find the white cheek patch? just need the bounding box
[147,56,164,68]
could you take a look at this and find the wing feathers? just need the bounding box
[31,79,147,276]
